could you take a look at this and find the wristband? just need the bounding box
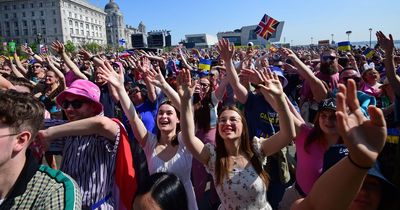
[347,155,372,170]
[31,53,36,56]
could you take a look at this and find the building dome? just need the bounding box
[105,0,119,11]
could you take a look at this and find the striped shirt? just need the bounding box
[0,153,81,210]
[53,126,121,209]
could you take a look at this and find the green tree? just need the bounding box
[84,42,101,54]
[64,40,76,54]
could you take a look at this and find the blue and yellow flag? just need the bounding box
[363,48,375,59]
[199,59,212,71]
[338,41,351,51]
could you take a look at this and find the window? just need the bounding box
[14,21,18,27]
[53,19,56,24]
[81,30,84,35]
[6,30,10,36]
[42,28,46,35]
[80,22,83,28]
[74,13,77,18]
[22,12,26,17]
[80,15,82,19]
[13,5,16,9]
[32,28,37,34]
[22,4,25,9]
[248,30,257,40]
[5,22,9,28]
[23,20,27,26]
[75,21,78,27]
[15,30,19,36]
[30,3,34,8]
[54,28,57,33]
[4,14,8,19]
[41,19,45,25]
[53,10,56,15]
[4,5,8,10]
[69,12,72,17]
[86,24,89,29]
[40,11,44,16]
[75,29,79,35]
[32,20,36,26]
[69,20,72,26]
[39,2,43,7]
[52,2,55,7]
[86,17,88,21]
[70,28,73,35]
[87,30,89,36]
[31,11,35,17]
[91,25,94,30]
[23,29,28,35]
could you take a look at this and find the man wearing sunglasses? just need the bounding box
[38,79,125,209]
[0,90,81,209]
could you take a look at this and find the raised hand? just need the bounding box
[137,56,151,73]
[97,61,124,89]
[21,45,34,55]
[376,31,394,55]
[176,68,195,100]
[258,68,284,98]
[279,47,297,61]
[51,41,65,54]
[239,68,263,85]
[216,39,235,62]
[146,66,167,88]
[335,79,386,169]
[79,49,93,61]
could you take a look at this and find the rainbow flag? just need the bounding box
[199,59,212,71]
[363,48,375,59]
[112,119,137,210]
[338,41,351,51]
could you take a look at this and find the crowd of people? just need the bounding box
[0,30,399,210]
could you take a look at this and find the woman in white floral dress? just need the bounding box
[177,60,296,210]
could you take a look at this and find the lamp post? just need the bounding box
[346,31,352,41]
[369,28,372,47]
[331,34,334,44]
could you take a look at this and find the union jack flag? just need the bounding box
[255,14,280,40]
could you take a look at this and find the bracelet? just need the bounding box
[347,155,372,170]
[31,53,36,56]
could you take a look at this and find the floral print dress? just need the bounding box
[205,144,272,210]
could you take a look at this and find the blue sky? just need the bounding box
[92,0,400,45]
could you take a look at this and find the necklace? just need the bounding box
[230,155,245,172]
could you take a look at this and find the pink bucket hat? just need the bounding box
[56,79,103,115]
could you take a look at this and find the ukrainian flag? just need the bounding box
[363,48,375,59]
[338,41,351,51]
[199,59,212,71]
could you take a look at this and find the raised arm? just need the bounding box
[137,57,157,103]
[146,67,181,109]
[1,55,25,78]
[40,116,119,143]
[281,48,328,102]
[21,45,44,63]
[13,51,28,75]
[0,74,15,90]
[257,69,295,156]
[217,39,249,104]
[214,72,229,101]
[97,61,149,147]
[177,68,211,165]
[292,80,386,210]
[43,55,66,89]
[51,41,88,80]
[377,31,400,97]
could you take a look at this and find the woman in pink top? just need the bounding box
[279,97,342,210]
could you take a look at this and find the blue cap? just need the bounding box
[270,66,288,88]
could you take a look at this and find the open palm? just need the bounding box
[336,80,386,168]
[176,68,195,100]
[216,39,235,62]
[97,61,124,89]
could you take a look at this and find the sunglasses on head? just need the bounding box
[61,99,89,109]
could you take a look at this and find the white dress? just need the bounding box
[143,133,198,210]
[205,144,272,210]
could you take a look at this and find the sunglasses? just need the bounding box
[128,89,140,95]
[321,56,336,62]
[61,99,89,109]
[33,65,42,68]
